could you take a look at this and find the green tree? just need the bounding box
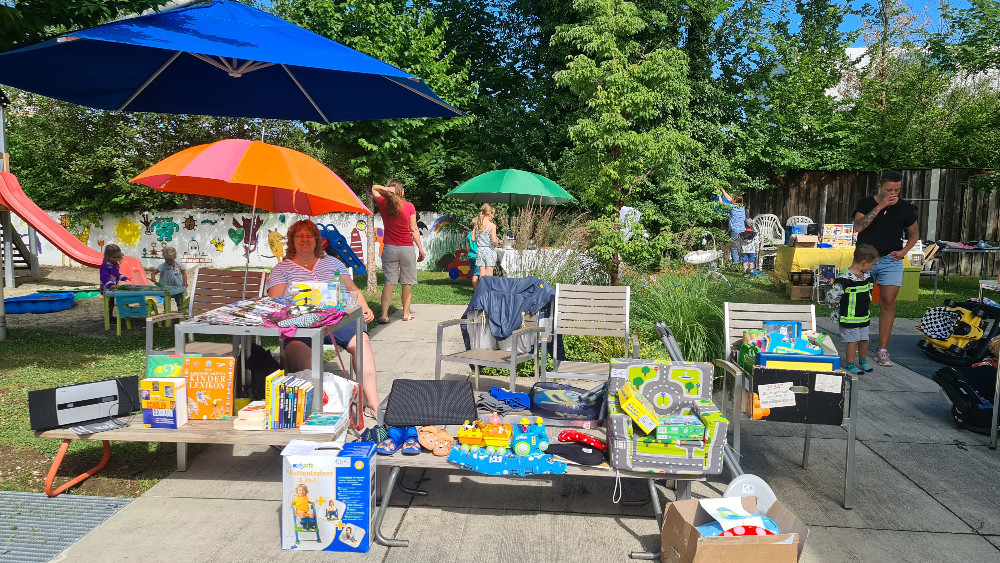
[0,0,166,51]
[552,0,695,283]
[270,0,475,291]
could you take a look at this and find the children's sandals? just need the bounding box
[376,426,405,455]
[400,427,421,455]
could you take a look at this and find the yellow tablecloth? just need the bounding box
[775,245,921,301]
[774,246,856,281]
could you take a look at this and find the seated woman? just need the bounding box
[266,219,379,415]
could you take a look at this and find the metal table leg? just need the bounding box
[396,469,428,496]
[629,479,669,560]
[373,466,408,547]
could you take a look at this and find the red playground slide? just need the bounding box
[0,172,149,284]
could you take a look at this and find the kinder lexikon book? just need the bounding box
[182,356,235,420]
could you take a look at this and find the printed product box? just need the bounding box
[281,442,376,552]
[789,234,819,248]
[140,377,187,429]
[661,497,808,563]
[617,380,659,433]
[656,415,706,442]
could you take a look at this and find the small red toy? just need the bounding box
[719,525,774,537]
[557,430,606,451]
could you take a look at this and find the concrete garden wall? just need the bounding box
[9,209,466,274]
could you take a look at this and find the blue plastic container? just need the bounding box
[4,292,76,314]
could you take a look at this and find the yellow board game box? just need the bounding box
[183,356,235,420]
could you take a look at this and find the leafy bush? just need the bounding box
[628,272,725,363]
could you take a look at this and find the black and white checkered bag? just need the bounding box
[920,307,960,340]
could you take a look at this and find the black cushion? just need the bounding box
[383,379,477,427]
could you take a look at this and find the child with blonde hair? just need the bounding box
[151,246,187,309]
[472,203,501,277]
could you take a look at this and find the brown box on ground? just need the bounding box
[786,284,813,301]
[661,497,808,563]
[790,235,819,248]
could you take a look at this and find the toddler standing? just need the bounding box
[100,244,129,317]
[151,247,187,309]
[826,244,880,375]
[737,219,763,275]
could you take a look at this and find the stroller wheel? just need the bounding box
[918,339,931,350]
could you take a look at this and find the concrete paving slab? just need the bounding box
[52,496,401,563]
[382,506,662,562]
[988,536,1000,551]
[866,441,1000,535]
[144,444,282,500]
[736,434,971,532]
[801,526,1000,563]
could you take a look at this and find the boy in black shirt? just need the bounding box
[853,170,920,366]
[826,244,880,375]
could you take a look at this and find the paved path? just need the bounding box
[52,306,1000,562]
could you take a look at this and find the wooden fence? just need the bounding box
[744,169,999,277]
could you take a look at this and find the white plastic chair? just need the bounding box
[752,214,784,270]
[785,215,813,228]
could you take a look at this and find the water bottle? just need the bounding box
[332,270,341,307]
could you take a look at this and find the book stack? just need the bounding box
[263,370,316,429]
[233,400,267,431]
[299,411,349,435]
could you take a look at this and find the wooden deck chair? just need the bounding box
[538,284,638,382]
[145,267,268,357]
[719,301,859,509]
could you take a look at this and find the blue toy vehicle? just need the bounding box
[512,417,550,457]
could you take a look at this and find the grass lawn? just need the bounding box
[0,268,978,496]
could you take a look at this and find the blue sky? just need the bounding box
[841,0,972,46]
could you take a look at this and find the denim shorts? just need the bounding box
[840,325,869,343]
[869,255,904,287]
[287,321,367,349]
[470,257,480,277]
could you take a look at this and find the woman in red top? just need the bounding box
[373,179,426,323]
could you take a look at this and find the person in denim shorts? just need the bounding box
[853,170,920,366]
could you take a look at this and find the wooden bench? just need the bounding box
[35,421,343,497]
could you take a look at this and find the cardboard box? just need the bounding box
[789,235,819,248]
[661,497,808,563]
[785,284,813,301]
[281,442,376,552]
[656,415,706,442]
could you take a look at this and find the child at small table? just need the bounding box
[151,247,187,309]
[100,244,129,318]
[826,244,879,375]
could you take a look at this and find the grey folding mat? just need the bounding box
[0,491,131,562]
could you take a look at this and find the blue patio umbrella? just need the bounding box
[0,0,465,123]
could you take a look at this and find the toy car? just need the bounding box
[918,300,1000,367]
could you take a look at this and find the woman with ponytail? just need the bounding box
[472,203,500,277]
[373,179,426,323]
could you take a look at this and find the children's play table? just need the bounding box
[103,284,186,330]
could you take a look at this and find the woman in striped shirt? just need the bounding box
[266,219,379,414]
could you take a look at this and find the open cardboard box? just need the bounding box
[789,235,819,248]
[661,497,808,563]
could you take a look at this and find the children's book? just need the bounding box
[147,354,201,379]
[141,377,188,429]
[299,411,349,435]
[183,356,235,420]
[233,400,267,431]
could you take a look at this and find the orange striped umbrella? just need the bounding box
[131,139,371,215]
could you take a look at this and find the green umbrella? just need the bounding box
[446,169,575,205]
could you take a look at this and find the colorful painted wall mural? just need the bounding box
[7,210,465,273]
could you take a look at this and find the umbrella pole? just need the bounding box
[243,186,258,300]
